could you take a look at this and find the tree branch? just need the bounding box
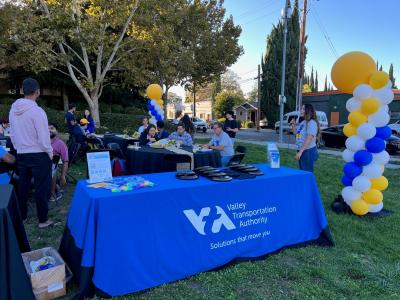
[61,42,85,66]
[99,1,139,82]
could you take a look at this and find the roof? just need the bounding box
[234,101,258,111]
[303,89,400,100]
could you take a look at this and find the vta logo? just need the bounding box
[183,206,236,235]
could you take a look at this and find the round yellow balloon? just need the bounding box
[331,52,376,93]
[370,176,389,191]
[362,189,383,204]
[348,111,367,127]
[146,84,163,100]
[157,99,164,106]
[369,71,389,90]
[343,123,357,137]
[361,98,380,115]
[351,199,369,216]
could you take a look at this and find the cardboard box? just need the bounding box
[22,247,67,300]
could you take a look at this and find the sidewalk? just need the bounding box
[235,138,400,169]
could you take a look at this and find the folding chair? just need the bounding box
[235,145,247,154]
[65,141,81,184]
[228,153,245,166]
[107,143,125,160]
[87,137,105,150]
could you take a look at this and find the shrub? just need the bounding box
[246,121,255,128]
[111,104,124,114]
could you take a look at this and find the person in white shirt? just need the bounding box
[138,117,149,134]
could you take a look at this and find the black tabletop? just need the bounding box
[126,146,221,175]
[101,135,139,153]
[0,184,35,300]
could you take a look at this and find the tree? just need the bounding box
[324,75,328,91]
[213,91,244,117]
[310,67,314,92]
[247,84,258,101]
[260,0,300,124]
[314,70,318,92]
[389,63,397,88]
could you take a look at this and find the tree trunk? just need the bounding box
[89,95,100,127]
[62,84,69,111]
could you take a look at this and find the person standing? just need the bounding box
[203,122,234,166]
[180,114,195,136]
[65,103,76,135]
[138,117,149,134]
[291,104,320,172]
[9,78,53,228]
[83,109,95,134]
[223,111,238,143]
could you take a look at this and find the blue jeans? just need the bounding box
[299,146,319,172]
[221,155,233,167]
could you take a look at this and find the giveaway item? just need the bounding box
[267,143,280,168]
[30,256,56,273]
[210,175,233,182]
[175,172,199,180]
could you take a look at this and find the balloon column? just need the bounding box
[331,52,393,216]
[146,84,164,124]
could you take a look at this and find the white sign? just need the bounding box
[87,151,113,183]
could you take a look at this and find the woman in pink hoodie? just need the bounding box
[9,78,53,229]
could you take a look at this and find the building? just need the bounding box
[166,100,212,121]
[302,90,400,126]
[234,102,258,123]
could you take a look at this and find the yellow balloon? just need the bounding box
[369,71,389,90]
[343,123,357,137]
[370,176,389,191]
[157,99,164,106]
[331,51,376,93]
[351,199,369,216]
[361,98,380,115]
[146,84,163,100]
[348,111,367,127]
[362,189,383,204]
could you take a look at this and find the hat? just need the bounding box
[80,118,89,125]
[22,78,40,96]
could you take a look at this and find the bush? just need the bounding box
[246,121,255,128]
[111,104,124,114]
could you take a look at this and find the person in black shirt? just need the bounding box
[223,111,238,142]
[65,103,76,135]
[139,124,159,146]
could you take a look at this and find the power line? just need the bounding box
[242,8,282,25]
[310,9,338,58]
[235,0,280,20]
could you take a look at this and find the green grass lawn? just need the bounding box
[23,142,400,300]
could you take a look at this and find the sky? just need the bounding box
[171,0,400,99]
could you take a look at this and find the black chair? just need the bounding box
[107,143,125,160]
[228,153,245,165]
[235,145,247,154]
[66,141,81,184]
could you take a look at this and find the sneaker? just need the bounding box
[55,191,63,201]
[38,220,54,229]
[49,195,56,202]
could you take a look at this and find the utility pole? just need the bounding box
[278,0,290,143]
[297,0,308,111]
[257,64,261,131]
[193,83,196,117]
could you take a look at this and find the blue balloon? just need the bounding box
[341,175,353,186]
[353,150,373,166]
[375,126,392,140]
[147,104,152,110]
[365,137,386,153]
[156,115,161,121]
[343,162,363,179]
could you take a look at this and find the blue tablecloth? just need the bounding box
[64,165,332,297]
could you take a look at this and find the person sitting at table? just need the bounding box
[138,117,149,134]
[168,123,193,146]
[0,145,16,184]
[83,109,95,134]
[49,123,68,202]
[0,119,10,137]
[156,120,169,139]
[139,124,159,146]
[203,122,234,166]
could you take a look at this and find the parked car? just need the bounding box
[190,117,208,133]
[259,118,268,129]
[388,120,400,135]
[320,125,400,154]
[274,111,328,134]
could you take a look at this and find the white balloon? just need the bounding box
[368,108,390,127]
[341,186,361,205]
[342,149,355,162]
[362,163,383,179]
[353,84,373,100]
[381,105,389,113]
[352,176,371,192]
[150,99,157,106]
[368,202,383,213]
[372,151,390,165]
[372,87,394,105]
[385,80,393,89]
[345,136,365,152]
[357,123,376,140]
[148,111,153,116]
[346,97,361,112]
